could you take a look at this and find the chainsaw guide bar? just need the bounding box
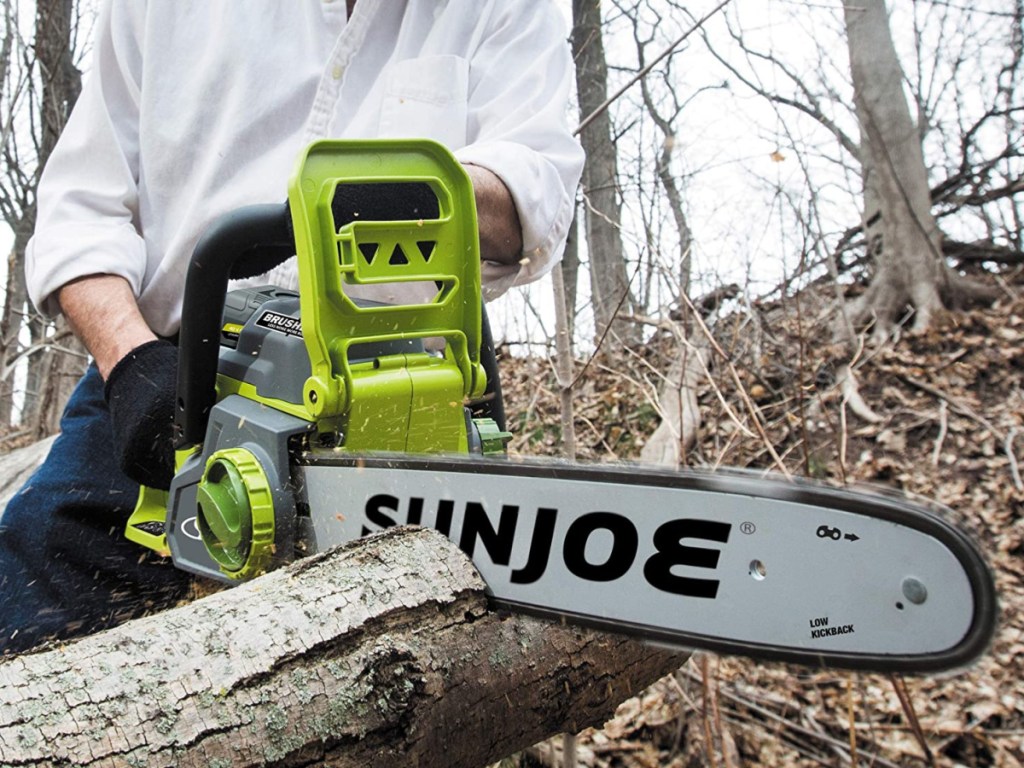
[298,455,996,673]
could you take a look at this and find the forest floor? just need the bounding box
[0,270,1018,767]
[496,270,1024,768]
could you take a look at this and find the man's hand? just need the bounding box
[103,340,179,490]
[59,276,176,489]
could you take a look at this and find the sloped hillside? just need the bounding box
[499,278,1023,767]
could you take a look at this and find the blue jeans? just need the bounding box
[0,366,194,654]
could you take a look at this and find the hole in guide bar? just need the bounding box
[749,560,767,581]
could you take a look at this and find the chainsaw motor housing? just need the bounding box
[217,286,428,413]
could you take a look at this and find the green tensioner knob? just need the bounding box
[195,448,275,580]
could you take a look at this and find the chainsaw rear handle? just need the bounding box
[175,203,294,447]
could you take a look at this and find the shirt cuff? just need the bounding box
[26,221,148,317]
[456,140,576,299]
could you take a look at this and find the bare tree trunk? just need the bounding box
[0,0,18,426]
[0,527,681,768]
[618,7,703,468]
[0,226,33,427]
[29,317,85,436]
[552,264,577,462]
[560,205,581,343]
[24,0,86,434]
[657,136,694,305]
[572,0,640,348]
[634,113,704,466]
[36,0,82,161]
[843,0,995,337]
[0,0,85,433]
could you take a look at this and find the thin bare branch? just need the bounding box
[575,0,732,136]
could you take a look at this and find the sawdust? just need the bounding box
[498,272,1024,767]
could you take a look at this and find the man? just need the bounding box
[0,0,584,654]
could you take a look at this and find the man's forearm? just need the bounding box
[464,164,523,267]
[58,275,157,380]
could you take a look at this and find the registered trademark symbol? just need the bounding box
[740,522,756,535]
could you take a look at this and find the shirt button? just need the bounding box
[332,65,344,80]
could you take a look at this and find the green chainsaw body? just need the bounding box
[127,139,507,582]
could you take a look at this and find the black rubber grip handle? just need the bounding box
[175,203,293,447]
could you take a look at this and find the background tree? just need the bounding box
[698,0,1021,343]
[572,0,641,347]
[610,0,711,464]
[0,0,86,439]
[843,0,998,337]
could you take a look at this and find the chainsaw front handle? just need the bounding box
[175,203,294,447]
[176,140,498,449]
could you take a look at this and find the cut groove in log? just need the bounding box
[0,526,682,768]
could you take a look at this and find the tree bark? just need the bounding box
[560,205,581,343]
[571,0,640,348]
[0,526,682,768]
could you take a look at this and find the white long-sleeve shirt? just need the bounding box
[26,0,584,337]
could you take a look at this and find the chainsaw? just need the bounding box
[126,139,997,673]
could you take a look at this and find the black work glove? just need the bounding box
[104,339,179,491]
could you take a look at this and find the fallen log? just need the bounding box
[0,525,682,767]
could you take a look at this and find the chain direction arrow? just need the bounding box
[844,533,860,542]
